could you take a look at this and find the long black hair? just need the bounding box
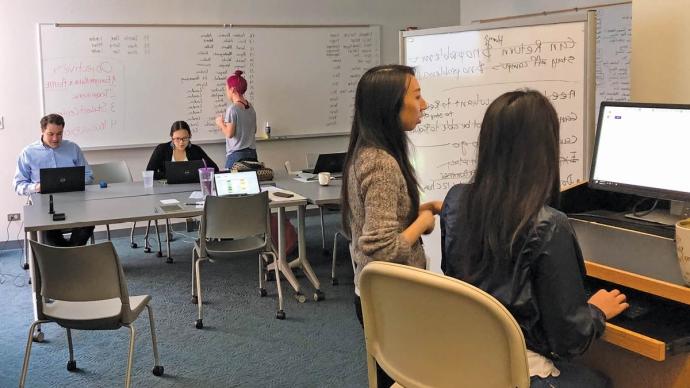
[341,64,420,237]
[462,90,561,262]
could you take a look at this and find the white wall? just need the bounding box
[459,0,609,25]
[0,0,460,237]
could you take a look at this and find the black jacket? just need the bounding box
[440,184,605,360]
[146,142,219,180]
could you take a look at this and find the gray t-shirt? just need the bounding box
[224,102,257,155]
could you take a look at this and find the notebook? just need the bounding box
[39,166,86,194]
[302,152,346,177]
[214,171,261,197]
[165,160,205,184]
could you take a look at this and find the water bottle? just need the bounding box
[265,122,271,139]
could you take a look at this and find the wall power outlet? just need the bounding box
[7,213,21,222]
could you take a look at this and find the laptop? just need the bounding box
[165,160,205,184]
[214,171,261,197]
[302,152,346,177]
[39,166,86,194]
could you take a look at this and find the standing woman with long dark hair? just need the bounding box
[441,90,628,387]
[342,64,441,387]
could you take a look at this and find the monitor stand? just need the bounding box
[625,200,690,226]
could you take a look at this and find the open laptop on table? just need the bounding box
[214,171,261,197]
[165,160,205,184]
[301,152,346,178]
[39,166,86,194]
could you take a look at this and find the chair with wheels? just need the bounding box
[21,241,164,388]
[91,161,170,260]
[359,261,530,388]
[192,191,284,327]
[330,229,353,285]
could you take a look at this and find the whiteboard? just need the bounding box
[595,2,632,117]
[401,14,595,272]
[38,24,380,149]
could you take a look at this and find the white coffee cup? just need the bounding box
[318,172,331,186]
[675,219,690,285]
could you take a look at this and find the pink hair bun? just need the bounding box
[227,70,248,94]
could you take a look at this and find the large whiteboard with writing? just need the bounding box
[401,14,595,272]
[39,24,380,149]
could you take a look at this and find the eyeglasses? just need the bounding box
[172,137,190,142]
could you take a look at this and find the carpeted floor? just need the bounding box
[0,213,367,387]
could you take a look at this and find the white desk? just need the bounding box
[23,182,323,338]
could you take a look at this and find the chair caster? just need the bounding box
[130,243,138,249]
[294,292,307,303]
[195,319,203,329]
[152,365,164,376]
[259,288,267,297]
[331,277,339,286]
[156,252,163,258]
[191,295,198,304]
[322,249,330,256]
[276,310,286,320]
[144,247,152,253]
[66,360,77,371]
[32,331,45,343]
[22,263,29,270]
[313,290,325,302]
[165,256,173,263]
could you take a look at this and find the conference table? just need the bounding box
[23,181,323,339]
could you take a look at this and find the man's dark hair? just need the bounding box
[40,114,65,130]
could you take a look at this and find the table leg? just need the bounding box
[295,205,321,291]
[30,231,44,342]
[276,207,301,294]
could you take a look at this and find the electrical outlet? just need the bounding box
[7,213,21,222]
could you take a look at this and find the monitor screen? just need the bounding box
[214,171,261,197]
[590,102,690,202]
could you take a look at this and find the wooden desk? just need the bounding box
[571,218,690,387]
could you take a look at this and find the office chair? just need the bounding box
[192,192,284,327]
[330,230,353,285]
[284,158,340,257]
[21,241,164,388]
[359,262,530,388]
[91,161,172,261]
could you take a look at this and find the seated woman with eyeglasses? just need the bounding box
[146,120,219,180]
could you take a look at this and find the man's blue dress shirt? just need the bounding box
[13,139,93,195]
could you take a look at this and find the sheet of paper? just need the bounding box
[160,199,180,204]
[189,191,204,199]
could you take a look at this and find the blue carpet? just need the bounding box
[0,213,367,387]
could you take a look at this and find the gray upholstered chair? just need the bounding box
[21,241,163,388]
[359,262,530,388]
[192,191,283,327]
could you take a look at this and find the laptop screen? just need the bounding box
[39,166,86,194]
[214,171,261,197]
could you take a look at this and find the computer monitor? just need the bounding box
[589,101,690,225]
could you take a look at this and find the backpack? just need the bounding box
[270,214,297,256]
[230,160,274,181]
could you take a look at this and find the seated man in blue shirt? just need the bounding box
[13,113,95,246]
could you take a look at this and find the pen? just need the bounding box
[185,202,201,205]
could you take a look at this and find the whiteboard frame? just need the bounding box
[37,22,378,150]
[399,12,597,184]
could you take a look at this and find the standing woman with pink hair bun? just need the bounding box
[215,70,258,169]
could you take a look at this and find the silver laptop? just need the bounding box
[214,171,261,197]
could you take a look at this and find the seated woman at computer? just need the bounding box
[440,90,629,387]
[341,64,442,387]
[146,120,219,180]
[215,70,258,169]
[13,113,95,246]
